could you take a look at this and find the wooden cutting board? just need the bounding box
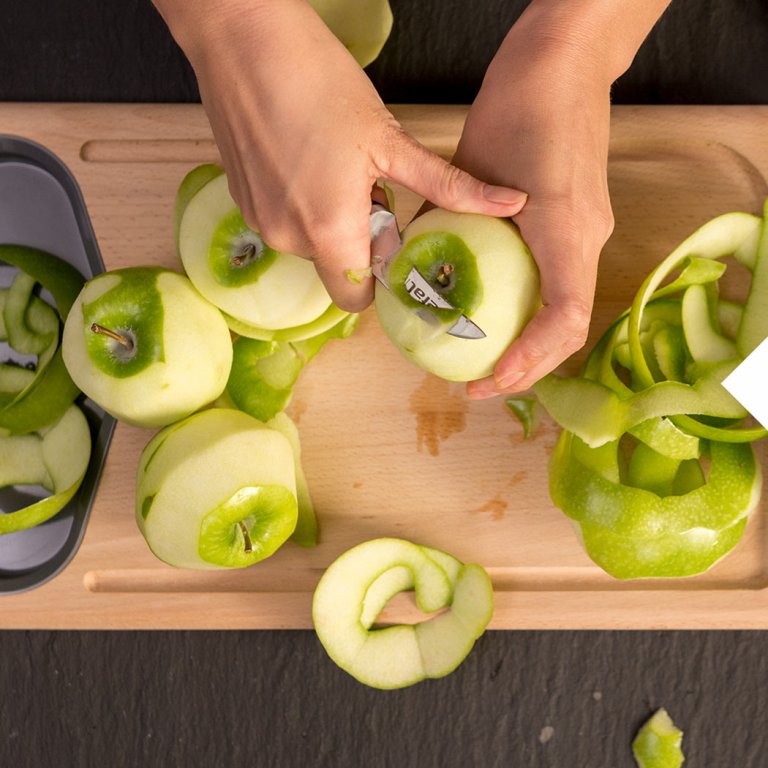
[1,103,768,629]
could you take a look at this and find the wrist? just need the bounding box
[504,0,670,85]
[151,0,271,64]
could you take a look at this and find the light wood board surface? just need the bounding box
[1,103,768,629]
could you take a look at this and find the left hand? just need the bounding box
[456,13,617,399]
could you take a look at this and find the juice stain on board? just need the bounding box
[469,494,508,521]
[409,375,468,456]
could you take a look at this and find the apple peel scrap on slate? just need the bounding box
[534,204,768,578]
[312,538,493,689]
[632,709,685,768]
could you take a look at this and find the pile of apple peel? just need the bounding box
[0,245,92,533]
[534,204,768,579]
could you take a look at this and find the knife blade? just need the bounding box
[369,203,486,340]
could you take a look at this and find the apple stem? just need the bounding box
[238,521,253,554]
[436,264,454,287]
[232,243,256,267]
[90,323,134,350]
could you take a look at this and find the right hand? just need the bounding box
[155,0,528,311]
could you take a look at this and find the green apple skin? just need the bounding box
[375,209,541,382]
[632,708,685,768]
[62,267,233,428]
[177,173,333,332]
[226,312,359,423]
[0,245,86,436]
[136,408,298,570]
[307,0,393,67]
[312,538,494,689]
[0,404,92,534]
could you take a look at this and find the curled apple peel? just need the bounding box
[534,204,768,578]
[312,538,493,689]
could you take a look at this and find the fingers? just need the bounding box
[381,130,528,217]
[467,217,604,400]
[311,220,376,313]
[238,190,375,314]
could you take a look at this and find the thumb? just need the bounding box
[381,131,527,216]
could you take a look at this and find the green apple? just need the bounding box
[312,538,494,689]
[0,403,92,533]
[62,267,233,428]
[375,209,541,381]
[136,408,299,569]
[0,245,85,436]
[177,171,336,336]
[307,0,393,67]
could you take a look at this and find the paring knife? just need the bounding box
[369,202,486,340]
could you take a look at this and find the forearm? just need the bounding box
[493,0,672,85]
[151,0,277,62]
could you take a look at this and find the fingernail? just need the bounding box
[495,371,526,389]
[482,185,528,207]
[468,389,500,401]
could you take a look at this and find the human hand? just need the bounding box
[458,0,670,399]
[153,0,528,311]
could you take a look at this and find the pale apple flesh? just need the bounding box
[136,408,298,570]
[177,173,334,332]
[312,538,494,689]
[307,0,393,67]
[265,412,318,547]
[62,268,233,428]
[375,209,541,382]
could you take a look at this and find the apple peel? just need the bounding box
[0,245,86,435]
[534,204,768,579]
[313,538,493,689]
[632,708,685,768]
[0,404,92,534]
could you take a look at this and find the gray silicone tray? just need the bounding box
[0,135,115,594]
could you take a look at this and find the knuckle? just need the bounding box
[258,223,296,255]
[438,163,468,203]
[595,207,615,241]
[558,300,592,347]
[373,119,409,176]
